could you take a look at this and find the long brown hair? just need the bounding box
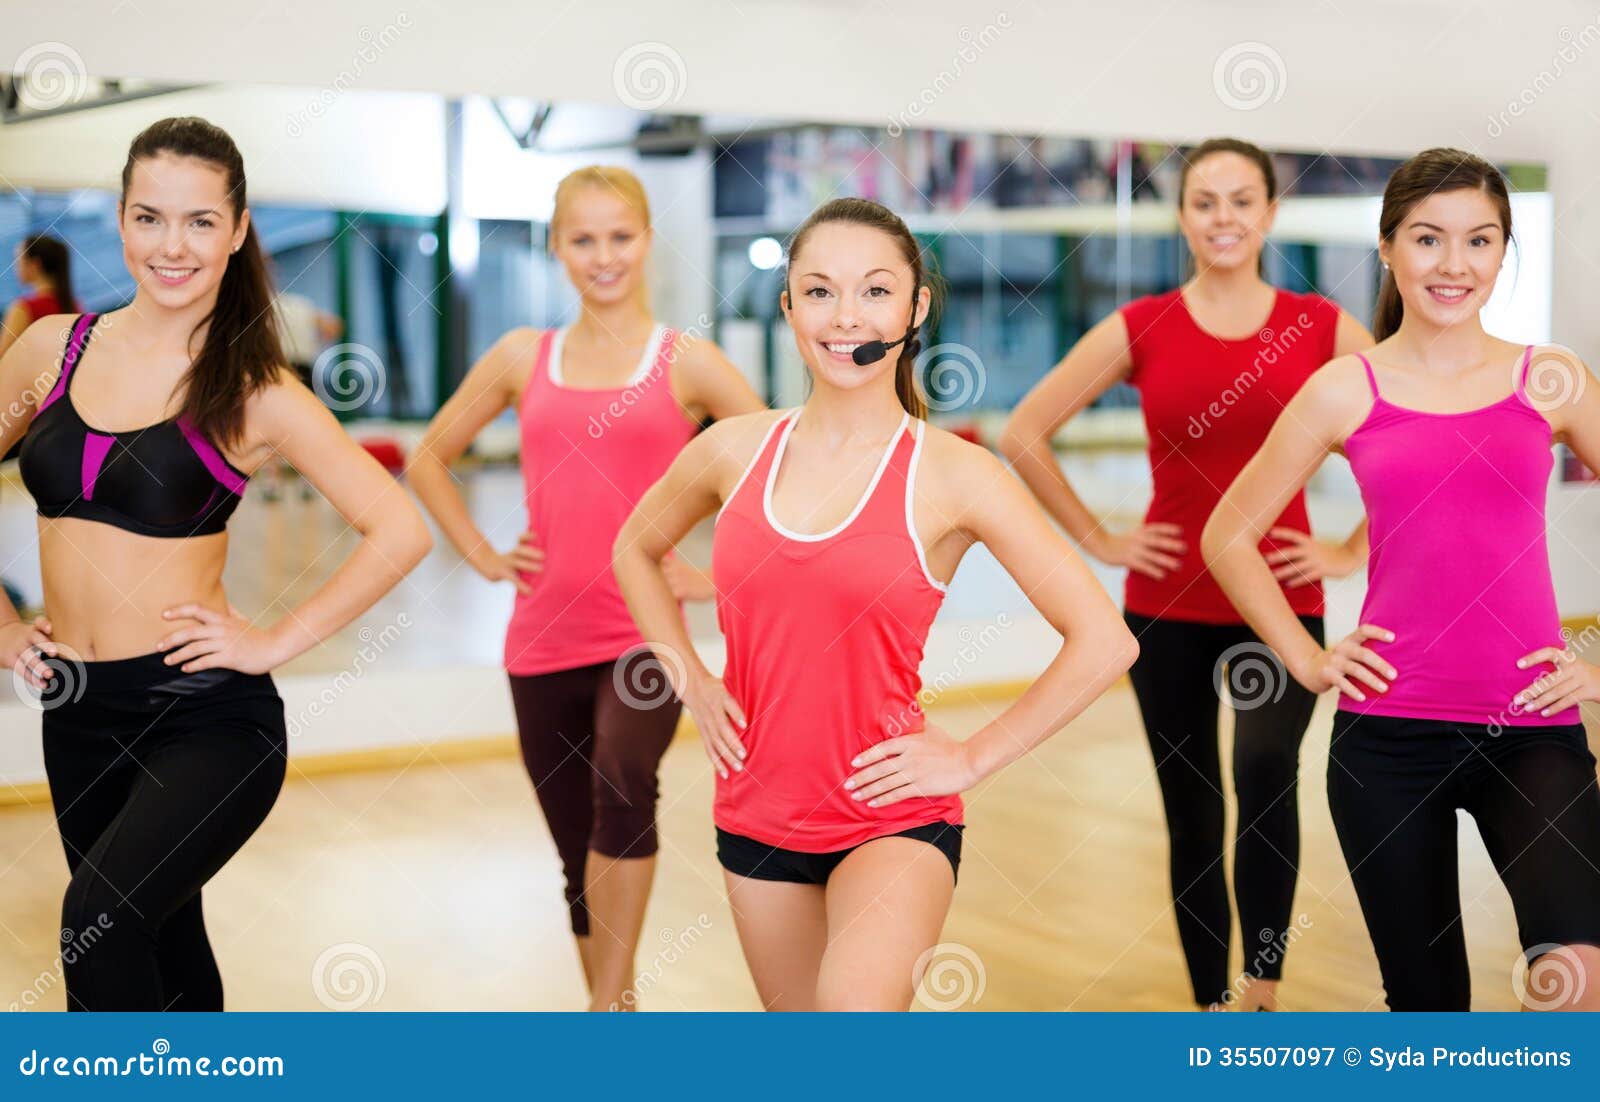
[1373,148,1512,341]
[121,117,285,447]
[22,234,75,308]
[784,198,940,419]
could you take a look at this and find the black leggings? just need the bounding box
[40,653,287,1011]
[1328,712,1600,1010]
[1123,611,1324,1006]
[507,649,683,938]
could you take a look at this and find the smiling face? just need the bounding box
[1378,187,1507,333]
[550,185,652,307]
[119,152,248,311]
[782,221,930,393]
[1179,151,1276,273]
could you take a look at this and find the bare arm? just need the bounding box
[1264,308,1375,583]
[671,333,767,422]
[999,311,1185,578]
[404,328,539,594]
[1201,358,1392,699]
[846,437,1141,806]
[613,413,779,776]
[1514,347,1600,716]
[0,317,67,686]
[0,301,31,360]
[159,375,434,672]
[999,312,1133,552]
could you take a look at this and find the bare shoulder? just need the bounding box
[698,406,789,462]
[914,420,1016,515]
[1297,353,1377,424]
[1,313,77,390]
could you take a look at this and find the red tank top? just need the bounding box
[712,409,964,851]
[504,325,698,675]
[19,291,71,320]
[1120,288,1340,624]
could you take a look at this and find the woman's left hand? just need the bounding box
[158,603,284,674]
[844,723,980,807]
[1265,527,1360,587]
[1513,647,1600,717]
[661,551,716,602]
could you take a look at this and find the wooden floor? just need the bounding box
[3,679,1585,1012]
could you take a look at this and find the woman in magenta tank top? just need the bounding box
[408,166,763,1011]
[615,198,1139,1011]
[1002,139,1374,1010]
[1206,148,1600,1011]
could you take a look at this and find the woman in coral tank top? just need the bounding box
[1206,148,1600,1011]
[1002,139,1374,1010]
[615,198,1139,1010]
[408,166,764,1011]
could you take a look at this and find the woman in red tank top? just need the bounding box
[1001,139,1374,1010]
[615,199,1138,1011]
[408,166,764,1011]
[1,234,79,359]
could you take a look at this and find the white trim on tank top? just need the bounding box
[763,408,910,543]
[904,418,949,593]
[547,323,665,389]
[714,410,793,529]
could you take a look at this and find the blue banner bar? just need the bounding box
[5,1012,1597,1098]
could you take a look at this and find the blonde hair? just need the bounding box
[550,165,652,239]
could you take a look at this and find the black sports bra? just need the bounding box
[18,314,250,538]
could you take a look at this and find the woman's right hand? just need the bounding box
[1291,624,1397,701]
[472,530,544,595]
[1088,522,1187,579]
[681,671,747,779]
[2,616,58,692]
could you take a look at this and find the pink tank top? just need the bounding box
[504,325,698,675]
[1339,347,1578,726]
[711,409,964,851]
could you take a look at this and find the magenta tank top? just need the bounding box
[1339,346,1578,726]
[504,325,698,676]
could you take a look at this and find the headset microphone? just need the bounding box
[850,334,908,366]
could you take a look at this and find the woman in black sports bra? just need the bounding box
[0,117,432,1011]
